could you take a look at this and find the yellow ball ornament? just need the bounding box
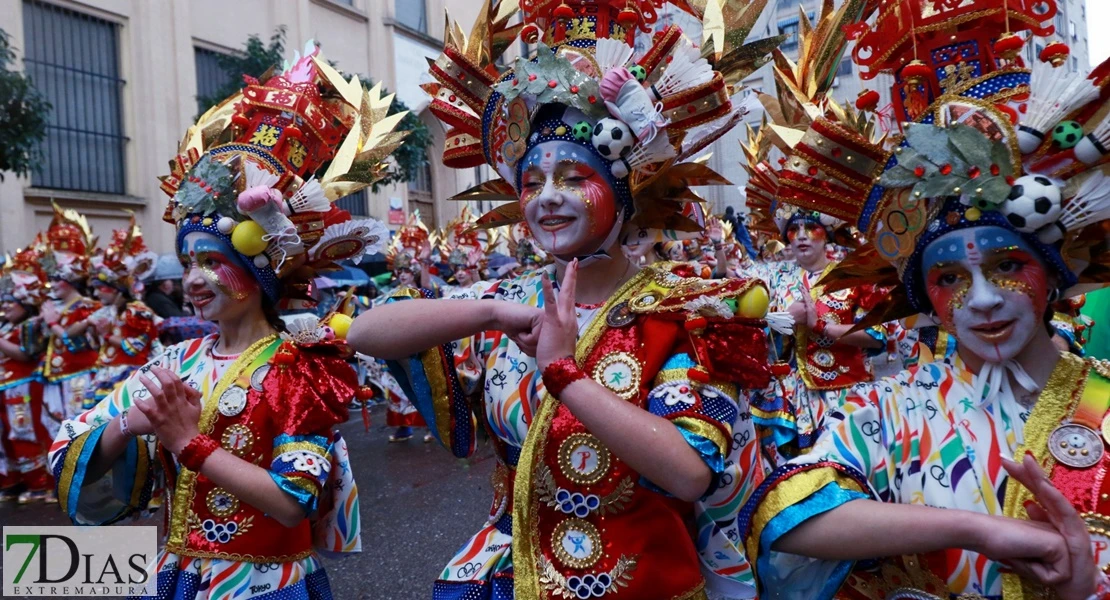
[737,285,770,318]
[230,220,268,257]
[328,313,353,340]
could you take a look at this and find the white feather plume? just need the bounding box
[610,134,677,178]
[1021,58,1099,151]
[286,178,331,214]
[595,38,633,74]
[244,161,280,189]
[765,311,795,334]
[649,42,714,101]
[1061,171,1110,230]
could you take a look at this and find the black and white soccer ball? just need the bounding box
[591,118,634,161]
[1000,175,1062,233]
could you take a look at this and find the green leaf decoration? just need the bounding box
[914,174,961,199]
[947,123,992,167]
[880,164,923,188]
[991,142,1015,178]
[974,175,1012,206]
[494,43,607,120]
[904,124,953,165]
[173,155,243,218]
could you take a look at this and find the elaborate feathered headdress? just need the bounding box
[160,41,400,306]
[44,202,97,283]
[0,239,48,306]
[386,212,431,273]
[89,214,158,296]
[424,0,781,243]
[758,0,1110,327]
[439,206,498,274]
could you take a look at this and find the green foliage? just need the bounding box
[196,27,430,193]
[197,26,287,114]
[0,28,51,181]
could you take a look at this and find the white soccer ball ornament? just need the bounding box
[591,118,634,161]
[1000,175,1063,233]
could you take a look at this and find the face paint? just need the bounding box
[396,268,416,287]
[786,221,828,267]
[519,141,618,257]
[922,226,1050,364]
[93,283,120,306]
[178,232,259,321]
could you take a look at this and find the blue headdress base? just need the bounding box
[176,213,282,302]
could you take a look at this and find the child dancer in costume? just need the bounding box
[85,216,160,406]
[49,42,401,599]
[0,245,52,503]
[350,1,780,598]
[739,1,1110,598]
[39,205,101,434]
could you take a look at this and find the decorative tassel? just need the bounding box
[610,134,676,178]
[900,60,931,120]
[1038,171,1110,243]
[647,42,713,102]
[1018,54,1099,154]
[595,38,633,74]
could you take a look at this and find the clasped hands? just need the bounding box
[123,367,203,455]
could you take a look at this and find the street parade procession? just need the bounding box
[4,0,1110,598]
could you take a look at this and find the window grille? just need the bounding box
[23,0,127,194]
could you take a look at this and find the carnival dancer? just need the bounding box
[382,216,436,442]
[739,1,1110,598]
[48,42,402,599]
[506,221,549,276]
[39,205,101,435]
[84,216,161,407]
[349,1,780,597]
[746,208,884,461]
[0,245,52,503]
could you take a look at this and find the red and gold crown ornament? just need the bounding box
[43,202,97,283]
[422,0,782,243]
[89,214,158,296]
[160,41,401,307]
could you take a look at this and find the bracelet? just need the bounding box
[813,319,829,336]
[542,356,587,398]
[119,409,136,438]
[178,435,219,472]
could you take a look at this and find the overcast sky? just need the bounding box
[1091,2,1109,67]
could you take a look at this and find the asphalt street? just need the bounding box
[0,405,498,599]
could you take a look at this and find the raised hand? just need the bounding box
[133,366,203,454]
[1003,452,1096,600]
[536,260,579,371]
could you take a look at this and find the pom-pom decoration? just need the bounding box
[230,220,269,257]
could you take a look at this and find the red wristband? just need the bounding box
[178,435,219,472]
[542,356,587,398]
[813,319,828,336]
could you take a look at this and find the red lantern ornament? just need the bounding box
[553,2,574,19]
[855,89,880,112]
[285,124,303,140]
[1040,42,1070,67]
[356,386,375,401]
[520,23,540,44]
[993,33,1025,61]
[232,113,250,130]
[617,4,639,28]
[684,316,708,332]
[900,60,932,119]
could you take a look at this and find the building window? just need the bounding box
[395,0,427,34]
[408,153,435,227]
[837,59,853,77]
[194,47,236,115]
[337,189,370,217]
[1069,20,1077,39]
[777,13,813,53]
[778,19,800,52]
[22,0,126,194]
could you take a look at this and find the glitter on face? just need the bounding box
[519,141,618,257]
[178,232,258,321]
[923,226,1049,365]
